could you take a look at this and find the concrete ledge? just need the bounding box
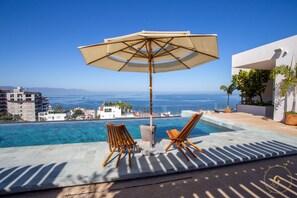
[236,104,273,118]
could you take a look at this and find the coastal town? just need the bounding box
[0,86,175,122]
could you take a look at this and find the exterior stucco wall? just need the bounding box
[232,35,297,121]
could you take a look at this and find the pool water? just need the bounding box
[0,117,233,148]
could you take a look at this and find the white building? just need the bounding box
[71,107,96,119]
[84,108,96,119]
[232,35,297,121]
[6,87,49,121]
[38,111,67,121]
[97,106,121,119]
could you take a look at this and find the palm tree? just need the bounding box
[220,83,236,107]
[270,64,297,112]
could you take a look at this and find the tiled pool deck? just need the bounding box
[0,113,297,195]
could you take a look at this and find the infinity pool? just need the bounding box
[0,117,233,148]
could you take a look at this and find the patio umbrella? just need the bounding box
[78,31,219,147]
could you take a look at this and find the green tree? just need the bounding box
[55,105,63,113]
[220,83,236,106]
[270,64,297,112]
[72,109,84,118]
[104,101,132,113]
[12,114,22,121]
[0,113,21,122]
[232,70,254,103]
[232,69,270,104]
[0,113,12,121]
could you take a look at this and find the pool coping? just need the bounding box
[0,116,182,125]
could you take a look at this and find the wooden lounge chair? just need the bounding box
[165,113,204,161]
[102,123,141,168]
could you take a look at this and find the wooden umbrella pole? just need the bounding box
[148,40,154,148]
[149,59,153,128]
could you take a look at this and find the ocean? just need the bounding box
[46,93,241,114]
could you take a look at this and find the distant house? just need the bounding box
[84,108,96,119]
[160,112,173,117]
[133,111,159,118]
[97,105,121,119]
[232,35,297,121]
[38,110,67,121]
[70,107,96,120]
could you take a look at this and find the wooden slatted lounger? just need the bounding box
[165,113,204,161]
[102,123,141,168]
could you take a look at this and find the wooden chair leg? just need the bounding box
[135,145,141,153]
[165,141,175,152]
[186,139,204,153]
[102,147,116,167]
[176,143,189,161]
[116,149,123,168]
[181,142,198,158]
[128,148,131,168]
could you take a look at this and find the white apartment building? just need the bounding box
[232,35,297,121]
[97,106,121,119]
[6,87,49,121]
[38,111,67,121]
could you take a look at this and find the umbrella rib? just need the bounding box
[122,50,146,57]
[154,46,181,58]
[156,39,219,59]
[118,41,149,71]
[123,42,148,58]
[152,40,190,69]
[152,38,174,57]
[87,40,144,65]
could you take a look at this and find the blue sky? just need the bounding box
[0,0,296,92]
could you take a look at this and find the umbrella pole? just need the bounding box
[148,40,154,148]
[149,59,154,148]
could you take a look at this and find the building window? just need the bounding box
[104,108,112,113]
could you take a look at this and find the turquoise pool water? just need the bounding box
[0,117,233,148]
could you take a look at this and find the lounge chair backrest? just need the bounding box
[106,123,118,149]
[177,113,203,140]
[104,123,140,168]
[106,123,136,149]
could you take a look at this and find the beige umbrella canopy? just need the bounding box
[79,31,219,146]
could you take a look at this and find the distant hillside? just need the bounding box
[0,86,15,90]
[0,86,95,96]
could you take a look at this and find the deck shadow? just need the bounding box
[0,162,67,195]
[2,140,297,195]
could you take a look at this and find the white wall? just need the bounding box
[97,106,121,119]
[38,112,66,121]
[232,35,297,121]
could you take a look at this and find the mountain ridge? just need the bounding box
[0,86,95,96]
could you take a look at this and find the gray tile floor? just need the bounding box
[0,115,297,195]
